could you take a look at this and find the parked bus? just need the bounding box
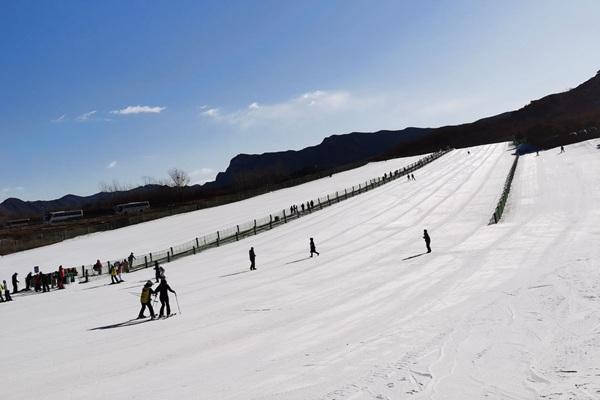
[44,210,83,224]
[4,218,31,228]
[113,201,150,215]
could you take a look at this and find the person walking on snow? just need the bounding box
[128,252,136,269]
[138,281,156,319]
[154,261,162,283]
[25,272,32,291]
[12,272,19,294]
[249,247,256,271]
[423,229,431,253]
[155,278,176,317]
[310,238,320,257]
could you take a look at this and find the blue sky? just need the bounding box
[1,0,600,201]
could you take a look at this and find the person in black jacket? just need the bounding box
[423,229,431,253]
[12,272,19,294]
[310,238,320,257]
[155,278,176,317]
[249,247,256,271]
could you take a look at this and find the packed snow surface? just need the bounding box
[3,141,600,399]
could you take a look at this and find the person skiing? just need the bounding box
[249,247,256,271]
[411,173,416,181]
[11,272,19,294]
[0,281,4,302]
[109,263,119,284]
[128,252,136,269]
[423,229,431,253]
[138,280,156,319]
[560,145,565,153]
[155,278,176,318]
[25,272,32,291]
[2,280,12,301]
[310,238,320,257]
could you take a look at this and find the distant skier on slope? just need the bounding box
[310,238,320,257]
[25,272,32,291]
[138,281,156,319]
[423,229,431,253]
[155,278,176,318]
[249,247,256,271]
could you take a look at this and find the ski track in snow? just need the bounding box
[2,141,600,400]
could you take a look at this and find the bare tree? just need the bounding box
[168,168,190,187]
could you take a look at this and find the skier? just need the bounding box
[138,280,156,319]
[423,229,431,253]
[155,278,176,318]
[3,280,12,301]
[249,247,256,271]
[411,173,416,181]
[0,281,4,302]
[12,272,19,294]
[117,261,124,282]
[25,272,32,291]
[109,263,119,284]
[301,203,305,213]
[310,238,320,257]
[128,252,136,269]
[310,200,314,209]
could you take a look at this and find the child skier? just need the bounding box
[138,280,156,319]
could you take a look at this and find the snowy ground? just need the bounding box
[3,141,600,399]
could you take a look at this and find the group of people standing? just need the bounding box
[290,200,316,216]
[1,266,77,303]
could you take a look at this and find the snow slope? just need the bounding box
[4,141,599,399]
[0,154,423,277]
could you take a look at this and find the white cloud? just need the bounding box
[77,110,97,122]
[200,90,365,128]
[51,114,66,123]
[107,161,117,169]
[110,105,166,115]
[202,108,220,118]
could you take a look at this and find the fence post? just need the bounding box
[196,237,199,247]
[170,247,174,256]
[217,231,220,246]
[318,198,322,209]
[327,195,330,205]
[236,225,240,241]
[344,189,348,199]
[336,191,339,202]
[193,246,196,255]
[253,220,257,235]
[269,214,273,229]
[283,209,287,223]
[150,253,153,262]
[81,265,85,276]
[145,256,148,268]
[167,252,171,262]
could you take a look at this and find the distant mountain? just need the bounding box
[2,70,600,221]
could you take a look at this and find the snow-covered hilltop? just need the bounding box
[3,140,599,399]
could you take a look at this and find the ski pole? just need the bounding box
[175,293,182,315]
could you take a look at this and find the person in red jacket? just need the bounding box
[58,266,65,289]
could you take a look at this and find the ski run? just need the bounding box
[2,140,600,399]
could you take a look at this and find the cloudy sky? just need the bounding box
[1,0,600,201]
